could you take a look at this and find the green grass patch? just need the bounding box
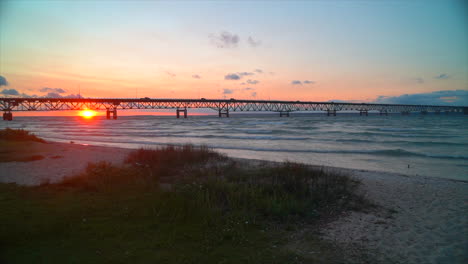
[1,146,371,263]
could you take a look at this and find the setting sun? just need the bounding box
[79,110,97,118]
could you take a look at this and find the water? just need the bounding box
[1,113,467,181]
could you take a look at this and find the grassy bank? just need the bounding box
[0,130,371,263]
[0,128,46,162]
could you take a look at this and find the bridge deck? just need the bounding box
[1,97,466,120]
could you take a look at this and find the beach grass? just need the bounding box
[0,129,47,163]
[0,140,371,263]
[0,128,45,143]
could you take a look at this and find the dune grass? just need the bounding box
[0,128,45,143]
[0,144,371,263]
[0,128,47,162]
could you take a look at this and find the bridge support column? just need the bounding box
[106,110,111,119]
[219,109,229,118]
[421,110,428,115]
[435,110,441,115]
[3,112,13,121]
[176,108,187,118]
[327,109,336,116]
[379,110,388,116]
[113,109,117,119]
[359,110,368,116]
[279,111,290,117]
[401,111,410,115]
[464,108,468,115]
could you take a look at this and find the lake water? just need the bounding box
[2,113,467,181]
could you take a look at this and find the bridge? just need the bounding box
[1,97,467,120]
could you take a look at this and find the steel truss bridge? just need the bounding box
[1,97,467,120]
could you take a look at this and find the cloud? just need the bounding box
[224,72,256,81]
[1,88,19,96]
[0,76,8,86]
[165,71,176,77]
[243,87,254,91]
[246,79,259,85]
[225,74,241,80]
[210,31,239,48]
[374,90,468,106]
[414,77,424,84]
[251,91,257,97]
[238,72,254,77]
[291,80,302,85]
[223,88,234,95]
[247,36,261,47]
[434,73,450,79]
[39,87,67,93]
[192,74,201,79]
[303,80,315,84]
[254,69,263,74]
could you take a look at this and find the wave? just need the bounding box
[214,146,468,160]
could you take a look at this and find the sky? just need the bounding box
[0,0,467,107]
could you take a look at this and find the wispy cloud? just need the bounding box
[292,80,315,85]
[165,71,176,77]
[192,74,201,79]
[246,79,259,85]
[434,73,450,79]
[238,72,254,77]
[223,88,234,94]
[374,90,468,106]
[210,31,240,48]
[254,69,263,74]
[247,36,261,47]
[39,87,67,93]
[0,76,8,86]
[251,91,257,98]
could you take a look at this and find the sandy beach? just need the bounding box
[0,141,466,263]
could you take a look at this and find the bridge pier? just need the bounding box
[2,111,13,121]
[327,109,336,116]
[464,108,468,115]
[379,110,388,116]
[401,111,410,115]
[359,110,368,116]
[279,111,290,117]
[421,110,428,115]
[176,108,187,118]
[106,109,117,119]
[435,110,441,115]
[219,109,229,118]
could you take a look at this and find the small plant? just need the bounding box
[0,128,45,143]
